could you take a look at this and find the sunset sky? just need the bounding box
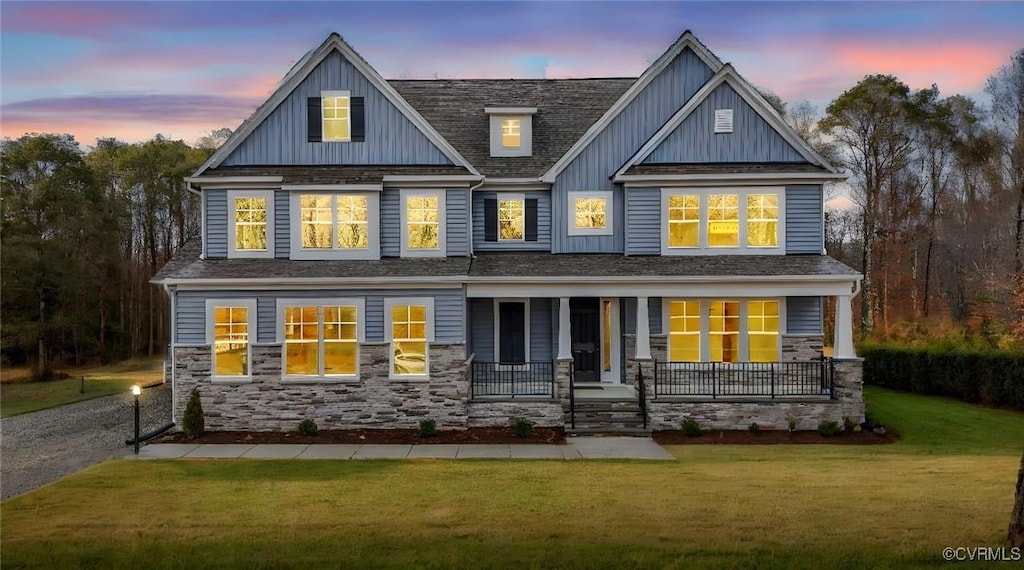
[1,1,1021,147]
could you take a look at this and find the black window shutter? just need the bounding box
[307,97,322,142]
[351,97,365,142]
[484,199,498,242]
[525,199,538,242]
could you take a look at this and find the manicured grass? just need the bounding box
[0,359,163,418]
[1,388,1021,569]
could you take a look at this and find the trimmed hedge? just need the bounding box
[861,345,1024,411]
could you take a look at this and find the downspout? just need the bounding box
[467,177,486,257]
[162,283,177,425]
[187,179,206,260]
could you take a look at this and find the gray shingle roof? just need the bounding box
[199,165,471,184]
[468,253,859,278]
[154,242,858,283]
[390,78,636,178]
[624,162,828,175]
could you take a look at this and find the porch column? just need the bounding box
[557,297,572,360]
[833,294,857,359]
[635,296,651,360]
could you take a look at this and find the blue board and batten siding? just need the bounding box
[552,48,714,254]
[467,298,553,362]
[472,191,552,252]
[786,296,822,335]
[223,51,451,166]
[175,289,465,345]
[644,83,805,164]
[785,185,823,254]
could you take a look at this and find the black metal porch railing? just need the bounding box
[653,359,834,399]
[637,364,648,430]
[470,361,557,399]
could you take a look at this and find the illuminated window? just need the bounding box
[322,91,350,142]
[568,191,613,236]
[400,190,446,256]
[299,195,368,250]
[279,300,362,379]
[667,195,699,248]
[707,194,739,248]
[501,119,521,148]
[747,300,780,362]
[300,196,333,249]
[747,194,779,247]
[498,197,524,241]
[229,190,274,257]
[389,302,430,377]
[668,301,701,362]
[206,299,256,379]
[709,300,740,363]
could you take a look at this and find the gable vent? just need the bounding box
[714,109,734,134]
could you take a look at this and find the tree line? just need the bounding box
[2,50,1022,378]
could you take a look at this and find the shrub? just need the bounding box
[298,418,319,436]
[680,417,702,437]
[418,418,437,438]
[785,415,798,432]
[513,417,534,438]
[861,344,1024,410]
[818,420,843,437]
[748,422,760,435]
[182,388,205,439]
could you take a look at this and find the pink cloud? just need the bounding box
[832,41,1013,93]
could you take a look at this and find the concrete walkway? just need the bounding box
[131,436,675,461]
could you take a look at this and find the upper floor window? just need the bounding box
[499,195,524,241]
[289,191,380,260]
[661,188,783,255]
[228,190,274,258]
[322,91,350,142]
[206,299,257,381]
[568,191,613,236]
[278,299,365,381]
[486,107,535,157]
[400,189,447,257]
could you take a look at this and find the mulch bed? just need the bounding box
[652,429,898,445]
[156,426,565,445]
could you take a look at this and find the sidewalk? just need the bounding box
[130,436,675,461]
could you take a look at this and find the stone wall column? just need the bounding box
[557,297,572,360]
[832,358,865,423]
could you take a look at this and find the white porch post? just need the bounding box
[635,296,651,360]
[557,296,572,360]
[833,294,857,359]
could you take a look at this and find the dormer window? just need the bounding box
[486,107,536,157]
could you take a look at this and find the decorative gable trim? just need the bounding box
[539,30,724,184]
[193,33,479,177]
[614,65,842,178]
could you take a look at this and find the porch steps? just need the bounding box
[566,400,649,435]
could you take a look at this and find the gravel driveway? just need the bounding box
[1,384,172,499]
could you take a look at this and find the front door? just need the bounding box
[570,298,600,382]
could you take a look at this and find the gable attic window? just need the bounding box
[714,109,734,133]
[307,91,365,142]
[486,107,536,157]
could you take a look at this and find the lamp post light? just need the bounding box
[131,385,141,455]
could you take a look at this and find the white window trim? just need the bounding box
[321,90,351,142]
[496,193,526,242]
[494,298,531,367]
[205,299,258,383]
[227,190,275,259]
[660,187,785,255]
[399,189,447,258]
[662,298,786,363]
[276,298,365,383]
[384,297,436,381]
[288,192,380,260]
[567,191,614,236]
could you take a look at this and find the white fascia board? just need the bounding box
[381,175,483,186]
[484,107,539,115]
[540,31,724,184]
[477,180,550,192]
[281,183,382,192]
[194,33,480,177]
[615,172,848,186]
[186,176,284,184]
[168,277,466,290]
[468,278,860,299]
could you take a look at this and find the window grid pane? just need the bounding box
[707,195,739,248]
[214,306,248,376]
[708,300,740,363]
[300,195,333,249]
[407,196,439,249]
[234,197,267,250]
[667,195,699,248]
[574,198,607,229]
[284,306,319,375]
[748,300,780,363]
[498,199,525,240]
[668,301,700,362]
[392,305,427,376]
[336,195,369,249]
[747,194,779,247]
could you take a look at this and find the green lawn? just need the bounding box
[0,359,164,418]
[1,386,1022,569]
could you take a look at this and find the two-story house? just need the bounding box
[153,31,864,433]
